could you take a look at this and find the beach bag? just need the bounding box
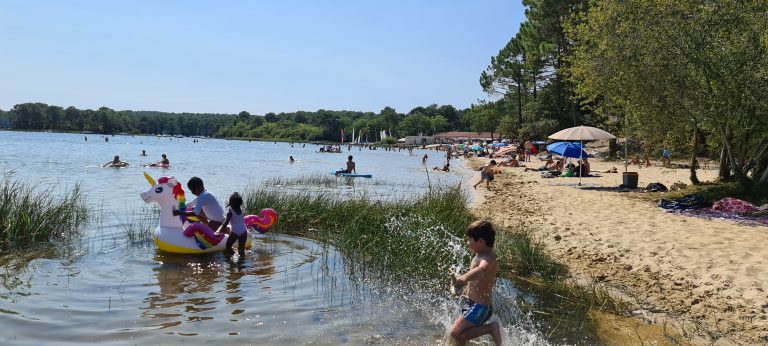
[658,194,706,210]
[712,198,758,214]
[644,182,668,192]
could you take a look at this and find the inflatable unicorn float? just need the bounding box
[139,172,277,254]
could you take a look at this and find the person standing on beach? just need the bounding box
[422,154,429,165]
[473,160,497,190]
[449,220,502,345]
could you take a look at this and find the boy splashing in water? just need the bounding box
[450,220,502,345]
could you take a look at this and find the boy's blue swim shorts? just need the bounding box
[461,298,493,325]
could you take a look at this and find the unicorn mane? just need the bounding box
[158,176,187,222]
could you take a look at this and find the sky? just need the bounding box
[0,1,525,115]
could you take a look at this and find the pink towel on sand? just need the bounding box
[712,198,758,214]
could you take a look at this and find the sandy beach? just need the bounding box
[466,157,767,345]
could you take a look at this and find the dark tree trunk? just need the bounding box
[608,138,618,159]
[718,148,731,181]
[517,81,523,130]
[690,126,701,185]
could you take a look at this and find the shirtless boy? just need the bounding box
[450,220,502,345]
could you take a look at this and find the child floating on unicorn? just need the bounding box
[173,177,225,232]
[218,192,248,258]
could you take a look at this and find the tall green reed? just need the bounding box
[0,174,88,250]
[244,184,475,287]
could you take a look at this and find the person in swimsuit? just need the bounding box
[149,154,169,167]
[103,155,127,167]
[449,220,502,345]
[473,160,497,190]
[335,155,356,175]
[218,192,248,258]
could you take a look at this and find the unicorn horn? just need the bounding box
[143,172,156,186]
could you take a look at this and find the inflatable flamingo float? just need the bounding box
[139,173,277,254]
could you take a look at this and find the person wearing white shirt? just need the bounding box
[173,176,225,231]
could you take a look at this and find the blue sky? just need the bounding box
[0,1,524,114]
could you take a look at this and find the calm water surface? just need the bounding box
[0,131,557,345]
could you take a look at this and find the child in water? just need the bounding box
[449,220,502,345]
[218,192,248,258]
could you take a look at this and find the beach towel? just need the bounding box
[658,194,706,210]
[712,198,758,214]
[666,208,768,226]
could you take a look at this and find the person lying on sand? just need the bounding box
[499,156,524,168]
[524,158,556,172]
[602,167,619,173]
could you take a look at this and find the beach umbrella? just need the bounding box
[546,142,588,159]
[548,126,614,186]
[492,146,515,158]
[492,143,508,147]
[548,126,616,141]
[470,145,484,151]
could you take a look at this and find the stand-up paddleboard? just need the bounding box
[330,171,372,178]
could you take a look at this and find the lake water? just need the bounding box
[0,131,564,345]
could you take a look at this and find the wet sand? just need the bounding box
[466,157,767,345]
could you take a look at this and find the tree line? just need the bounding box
[476,0,768,187]
[0,102,474,142]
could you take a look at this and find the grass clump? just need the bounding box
[0,174,88,250]
[120,205,159,243]
[494,226,567,281]
[245,181,570,286]
[245,184,474,286]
